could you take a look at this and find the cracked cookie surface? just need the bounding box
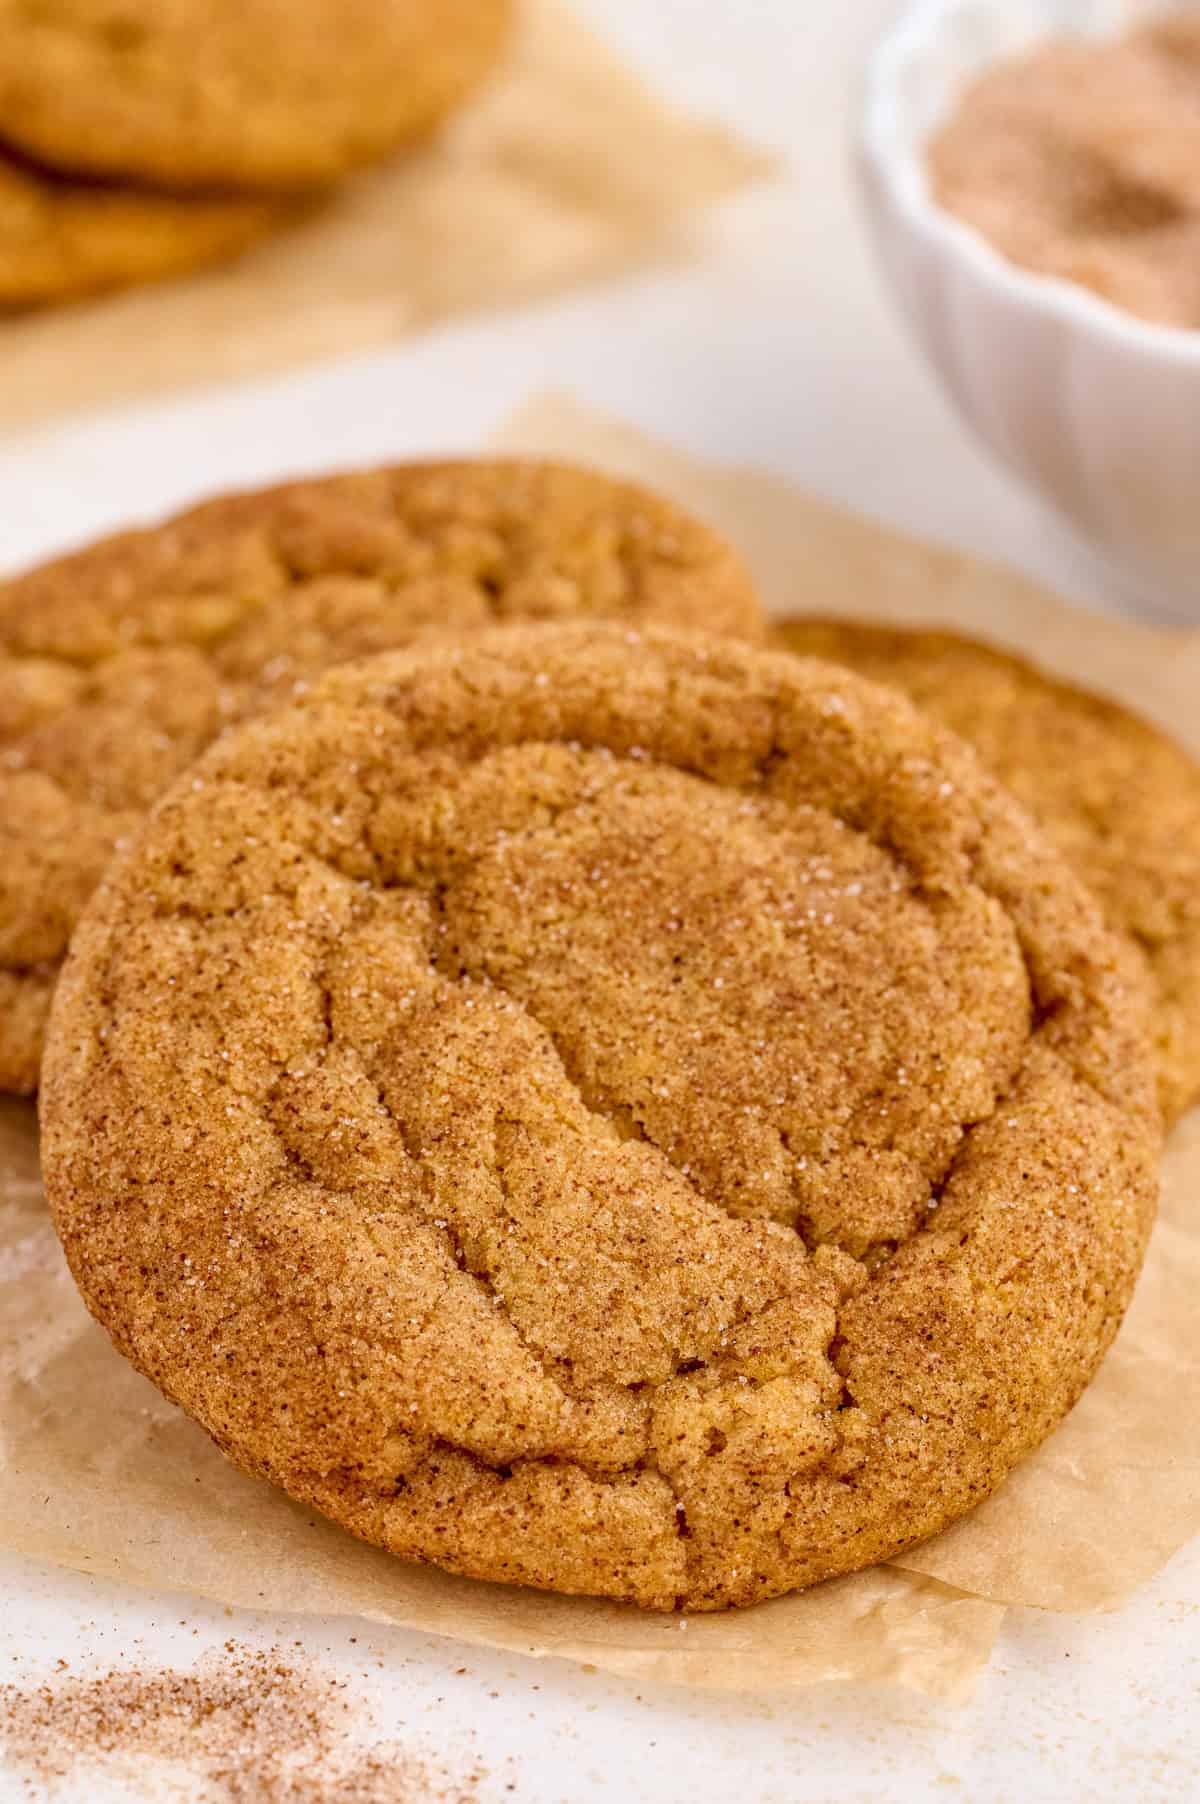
[0,459,763,1095]
[0,150,287,307]
[774,620,1200,1123]
[0,0,513,191]
[41,624,1160,1610]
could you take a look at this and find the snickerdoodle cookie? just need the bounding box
[0,151,285,307]
[0,0,513,192]
[774,620,1200,1123]
[0,459,763,1095]
[42,624,1160,1611]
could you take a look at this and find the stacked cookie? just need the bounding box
[0,0,513,307]
[9,458,1186,1610]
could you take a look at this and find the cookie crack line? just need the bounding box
[295,961,598,1423]
[249,888,861,1500]
[344,1010,823,1441]
[423,877,722,1218]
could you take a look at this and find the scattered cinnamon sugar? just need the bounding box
[0,1645,487,1802]
[930,16,1200,326]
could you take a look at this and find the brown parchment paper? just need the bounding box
[0,1,769,437]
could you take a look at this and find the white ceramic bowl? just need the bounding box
[860,0,1200,620]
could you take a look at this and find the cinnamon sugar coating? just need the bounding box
[41,625,1160,1611]
[929,18,1200,328]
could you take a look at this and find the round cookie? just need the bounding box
[0,460,764,1096]
[774,619,1200,1123]
[0,151,287,308]
[42,624,1160,1612]
[0,0,513,192]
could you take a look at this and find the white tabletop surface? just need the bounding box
[3,4,1198,1800]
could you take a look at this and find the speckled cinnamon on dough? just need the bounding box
[774,619,1200,1123]
[0,459,764,1095]
[0,0,514,192]
[41,623,1160,1612]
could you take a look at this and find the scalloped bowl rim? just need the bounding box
[860,0,1200,366]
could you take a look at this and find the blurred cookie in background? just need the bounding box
[0,149,290,307]
[0,0,515,193]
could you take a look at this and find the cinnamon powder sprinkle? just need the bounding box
[0,1645,488,1802]
[930,16,1200,328]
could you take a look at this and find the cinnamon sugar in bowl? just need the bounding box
[860,1,1200,620]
